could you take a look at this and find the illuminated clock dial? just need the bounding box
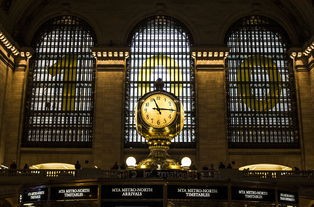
[140,93,177,128]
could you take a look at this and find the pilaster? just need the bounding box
[192,47,229,169]
[290,38,314,169]
[92,47,129,169]
[0,30,32,166]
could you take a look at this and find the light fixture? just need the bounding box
[126,156,137,168]
[0,164,8,169]
[181,157,192,169]
[23,203,35,206]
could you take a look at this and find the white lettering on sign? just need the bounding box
[112,187,154,197]
[177,188,218,198]
[238,190,268,199]
[280,193,295,202]
[27,191,45,199]
[58,188,91,198]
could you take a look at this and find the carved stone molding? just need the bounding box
[92,47,130,71]
[0,31,19,56]
[15,48,32,71]
[290,38,314,72]
[0,31,18,69]
[0,31,33,71]
[192,47,229,71]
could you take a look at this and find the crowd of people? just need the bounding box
[2,160,303,173]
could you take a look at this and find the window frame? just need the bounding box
[225,15,299,148]
[22,15,97,148]
[123,15,196,148]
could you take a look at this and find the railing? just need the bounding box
[0,168,314,182]
[241,170,314,179]
[0,169,76,177]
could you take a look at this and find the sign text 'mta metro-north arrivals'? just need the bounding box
[111,187,153,196]
[102,185,163,199]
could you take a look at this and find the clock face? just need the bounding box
[140,93,177,128]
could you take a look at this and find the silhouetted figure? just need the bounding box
[75,160,81,170]
[218,162,225,169]
[120,163,126,170]
[227,163,232,169]
[9,161,17,175]
[209,163,215,170]
[190,164,197,170]
[83,160,93,169]
[22,163,29,174]
[111,161,120,170]
[9,161,17,170]
[23,163,29,170]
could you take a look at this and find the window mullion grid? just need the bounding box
[23,16,94,147]
[126,16,195,147]
[227,16,299,148]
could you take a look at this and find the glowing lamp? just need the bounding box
[126,156,137,167]
[181,157,192,168]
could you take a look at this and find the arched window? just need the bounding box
[225,16,299,148]
[124,15,196,148]
[22,16,96,147]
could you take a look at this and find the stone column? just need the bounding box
[1,47,32,166]
[92,47,129,169]
[193,47,229,170]
[0,39,16,164]
[290,39,314,169]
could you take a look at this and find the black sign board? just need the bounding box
[167,185,228,200]
[232,187,275,202]
[278,190,298,204]
[102,201,164,207]
[21,186,48,203]
[51,185,98,200]
[102,185,163,199]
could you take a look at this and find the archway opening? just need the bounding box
[239,163,292,171]
[30,163,75,170]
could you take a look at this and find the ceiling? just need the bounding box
[0,0,313,47]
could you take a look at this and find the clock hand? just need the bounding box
[152,99,161,114]
[155,107,176,111]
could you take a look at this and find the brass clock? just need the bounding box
[135,81,184,139]
[134,79,185,170]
